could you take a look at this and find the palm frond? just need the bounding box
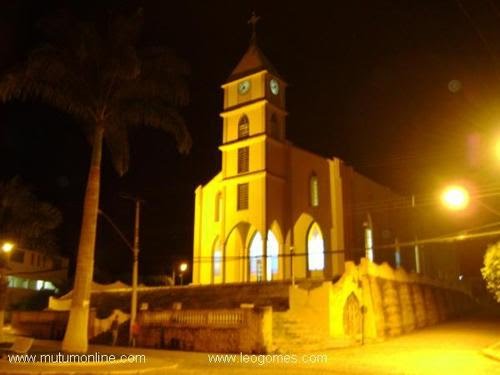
[0,45,95,122]
[119,100,192,154]
[0,7,192,176]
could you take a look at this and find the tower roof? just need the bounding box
[227,39,280,82]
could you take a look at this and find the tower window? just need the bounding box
[310,174,319,207]
[238,115,249,139]
[237,147,249,173]
[237,183,249,210]
[214,192,222,222]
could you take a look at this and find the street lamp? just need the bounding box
[441,185,470,211]
[1,242,14,253]
[99,196,143,347]
[179,262,188,286]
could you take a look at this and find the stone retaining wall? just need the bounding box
[11,310,95,340]
[330,259,473,340]
[273,259,474,352]
[10,308,128,341]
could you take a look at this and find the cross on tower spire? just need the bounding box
[248,11,260,43]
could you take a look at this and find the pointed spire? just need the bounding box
[227,13,281,82]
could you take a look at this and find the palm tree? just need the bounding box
[0,9,191,352]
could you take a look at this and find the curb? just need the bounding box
[0,363,178,374]
[0,338,180,374]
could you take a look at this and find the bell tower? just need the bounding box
[216,14,289,282]
[220,14,288,174]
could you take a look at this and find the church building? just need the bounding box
[192,30,408,285]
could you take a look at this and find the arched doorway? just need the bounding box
[225,223,249,283]
[343,293,361,339]
[267,230,279,281]
[307,222,325,275]
[212,238,223,284]
[249,232,263,282]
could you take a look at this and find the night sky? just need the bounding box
[1,0,500,284]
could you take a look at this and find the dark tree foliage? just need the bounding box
[0,8,191,352]
[0,176,61,254]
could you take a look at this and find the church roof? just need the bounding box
[227,38,281,82]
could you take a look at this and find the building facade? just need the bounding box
[6,248,68,292]
[192,38,415,285]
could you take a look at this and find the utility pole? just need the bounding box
[120,194,144,346]
[414,239,421,273]
[411,194,421,273]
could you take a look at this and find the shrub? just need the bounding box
[481,242,500,303]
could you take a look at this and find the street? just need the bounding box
[1,312,499,374]
[170,313,500,375]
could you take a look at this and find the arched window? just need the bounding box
[266,230,279,280]
[249,232,263,280]
[238,115,249,139]
[214,192,222,222]
[213,239,222,279]
[307,222,325,271]
[310,174,319,207]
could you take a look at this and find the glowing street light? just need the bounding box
[179,263,188,273]
[179,262,188,285]
[441,185,470,211]
[1,242,14,253]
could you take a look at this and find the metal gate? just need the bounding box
[343,292,361,338]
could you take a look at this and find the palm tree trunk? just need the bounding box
[0,272,8,342]
[62,125,104,353]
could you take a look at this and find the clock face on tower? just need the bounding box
[269,79,279,95]
[238,80,251,95]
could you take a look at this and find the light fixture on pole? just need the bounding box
[1,242,14,253]
[441,185,470,211]
[179,262,188,285]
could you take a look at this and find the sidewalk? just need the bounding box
[0,338,178,374]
